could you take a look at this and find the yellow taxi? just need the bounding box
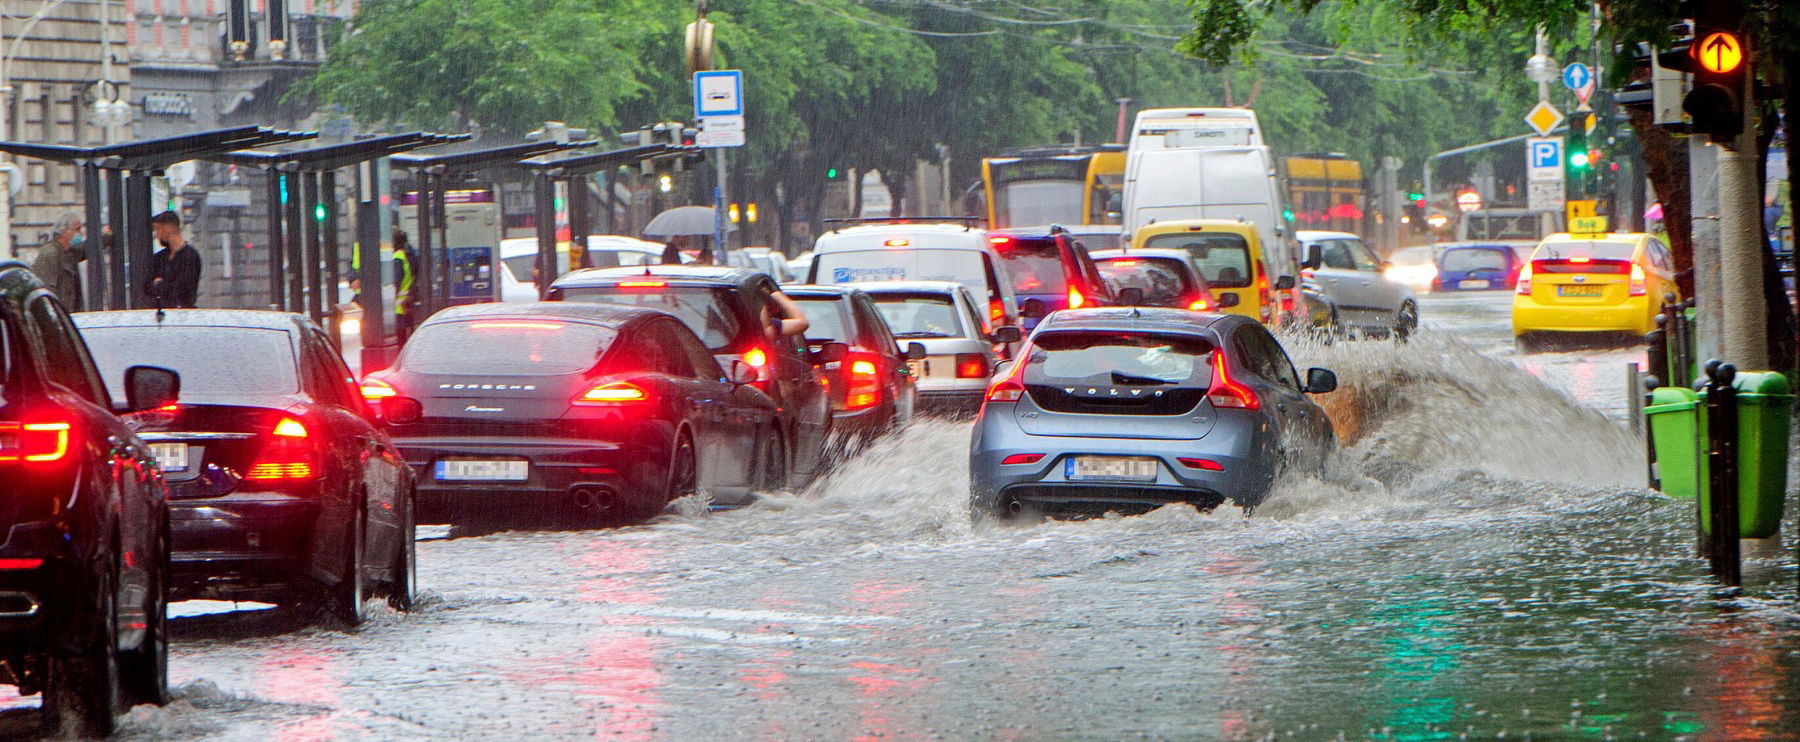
[1511,232,1679,349]
[1129,219,1297,326]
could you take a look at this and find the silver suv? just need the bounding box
[1296,231,1418,339]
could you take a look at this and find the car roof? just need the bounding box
[850,280,969,296]
[1036,307,1228,335]
[1295,230,1361,241]
[425,301,660,327]
[1436,242,1514,251]
[74,308,307,331]
[1090,248,1194,263]
[499,235,663,258]
[552,264,762,288]
[781,284,865,299]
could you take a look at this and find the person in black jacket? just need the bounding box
[145,210,201,308]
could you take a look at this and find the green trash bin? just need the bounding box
[1646,386,1702,500]
[1696,371,1793,539]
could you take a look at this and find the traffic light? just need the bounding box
[826,167,841,180]
[1565,112,1591,181]
[313,202,327,222]
[1681,1,1748,141]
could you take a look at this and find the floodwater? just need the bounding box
[9,292,1799,739]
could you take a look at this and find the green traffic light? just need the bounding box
[826,168,839,179]
[313,203,327,222]
[1570,152,1590,169]
[1406,191,1423,201]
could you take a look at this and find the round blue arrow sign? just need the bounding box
[1562,63,1591,91]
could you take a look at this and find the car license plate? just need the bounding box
[1458,279,1490,289]
[1557,284,1604,297]
[150,443,189,472]
[1066,455,1158,482]
[436,459,528,481]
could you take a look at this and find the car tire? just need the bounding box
[332,501,367,628]
[119,513,169,707]
[758,431,788,492]
[662,432,698,510]
[45,549,122,737]
[386,487,416,612]
[1394,302,1418,342]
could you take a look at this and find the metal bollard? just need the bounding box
[1702,360,1740,586]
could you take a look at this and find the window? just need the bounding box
[673,326,724,380]
[1347,240,1382,272]
[870,294,966,339]
[1235,328,1299,389]
[792,297,852,344]
[994,238,1069,294]
[82,325,299,401]
[308,330,361,408]
[1096,257,1192,305]
[1024,331,1214,387]
[401,320,615,375]
[1440,249,1509,273]
[26,296,106,404]
[1316,240,1356,270]
[1534,240,1638,262]
[560,286,741,352]
[854,296,897,354]
[1147,232,1251,287]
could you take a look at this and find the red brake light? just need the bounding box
[0,558,43,569]
[1630,263,1647,296]
[954,353,988,379]
[247,417,317,481]
[1569,256,1591,263]
[1001,453,1044,465]
[884,239,911,247]
[1067,287,1086,309]
[1109,259,1139,267]
[575,381,650,405]
[617,280,667,289]
[845,357,881,410]
[986,354,1027,402]
[744,347,769,368]
[1178,457,1225,471]
[1187,298,1211,311]
[1206,350,1260,410]
[1516,263,1534,295]
[0,419,73,463]
[361,378,398,401]
[988,298,1005,322]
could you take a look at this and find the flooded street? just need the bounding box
[12,292,1799,740]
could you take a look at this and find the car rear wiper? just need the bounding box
[1111,371,1176,385]
[893,331,951,338]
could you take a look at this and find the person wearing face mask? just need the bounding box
[144,210,202,308]
[31,211,88,310]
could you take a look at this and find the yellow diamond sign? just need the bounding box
[1525,101,1564,137]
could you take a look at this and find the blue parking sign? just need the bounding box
[1531,140,1560,169]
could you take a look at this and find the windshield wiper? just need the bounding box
[1111,371,1176,386]
[894,331,951,338]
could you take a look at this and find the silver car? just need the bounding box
[969,308,1337,520]
[857,281,1019,415]
[1296,230,1418,338]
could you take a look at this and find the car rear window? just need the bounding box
[868,294,966,339]
[994,239,1069,295]
[559,285,742,351]
[1024,332,1214,387]
[402,320,616,375]
[81,326,299,399]
[995,180,1084,229]
[1094,257,1193,305]
[791,296,852,344]
[1441,249,1509,272]
[1534,240,1637,262]
[815,249,990,294]
[1143,233,1252,288]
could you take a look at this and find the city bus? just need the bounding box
[1284,153,1365,235]
[977,145,1126,229]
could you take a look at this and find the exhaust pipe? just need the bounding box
[570,487,615,511]
[0,591,41,619]
[1007,499,1023,515]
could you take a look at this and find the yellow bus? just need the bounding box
[1283,153,1365,235]
[977,145,1126,229]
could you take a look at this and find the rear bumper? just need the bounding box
[917,381,987,415]
[0,522,74,647]
[1512,296,1652,335]
[395,436,658,523]
[969,432,1274,514]
[167,492,321,599]
[830,403,892,435]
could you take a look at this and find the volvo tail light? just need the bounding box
[954,353,988,379]
[846,359,880,410]
[575,381,651,405]
[0,419,73,463]
[246,417,317,481]
[1629,263,1647,296]
[986,356,1026,402]
[1206,351,1260,410]
[1516,263,1534,295]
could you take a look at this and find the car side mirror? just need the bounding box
[988,326,1022,344]
[1303,367,1337,394]
[728,360,760,386]
[1215,293,1240,308]
[1274,275,1295,291]
[1019,298,1048,319]
[1301,244,1322,270]
[809,341,849,365]
[905,342,928,361]
[124,365,180,412]
[1117,287,1146,306]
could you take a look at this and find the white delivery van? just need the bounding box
[807,221,1021,334]
[1126,108,1265,151]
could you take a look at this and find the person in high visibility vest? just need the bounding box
[393,228,419,342]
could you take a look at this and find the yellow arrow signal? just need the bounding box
[1695,31,1743,75]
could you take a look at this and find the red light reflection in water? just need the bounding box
[255,646,343,741]
[1694,615,1797,739]
[847,579,939,742]
[504,540,665,740]
[1202,553,1269,742]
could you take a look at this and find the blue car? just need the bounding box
[968,308,1338,521]
[1433,243,1524,291]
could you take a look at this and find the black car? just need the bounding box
[549,266,837,488]
[784,285,920,443]
[0,261,171,735]
[987,227,1119,329]
[75,310,415,627]
[365,302,780,524]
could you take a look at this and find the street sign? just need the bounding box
[693,69,744,118]
[696,129,745,148]
[1571,215,1609,234]
[702,115,744,132]
[1562,63,1591,91]
[1566,199,1597,220]
[1525,101,1564,137]
[1527,137,1564,181]
[1456,190,1482,213]
[1527,180,1565,212]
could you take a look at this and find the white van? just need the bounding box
[1127,108,1265,151]
[497,235,673,302]
[807,222,1020,333]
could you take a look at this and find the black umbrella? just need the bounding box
[642,205,738,239]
